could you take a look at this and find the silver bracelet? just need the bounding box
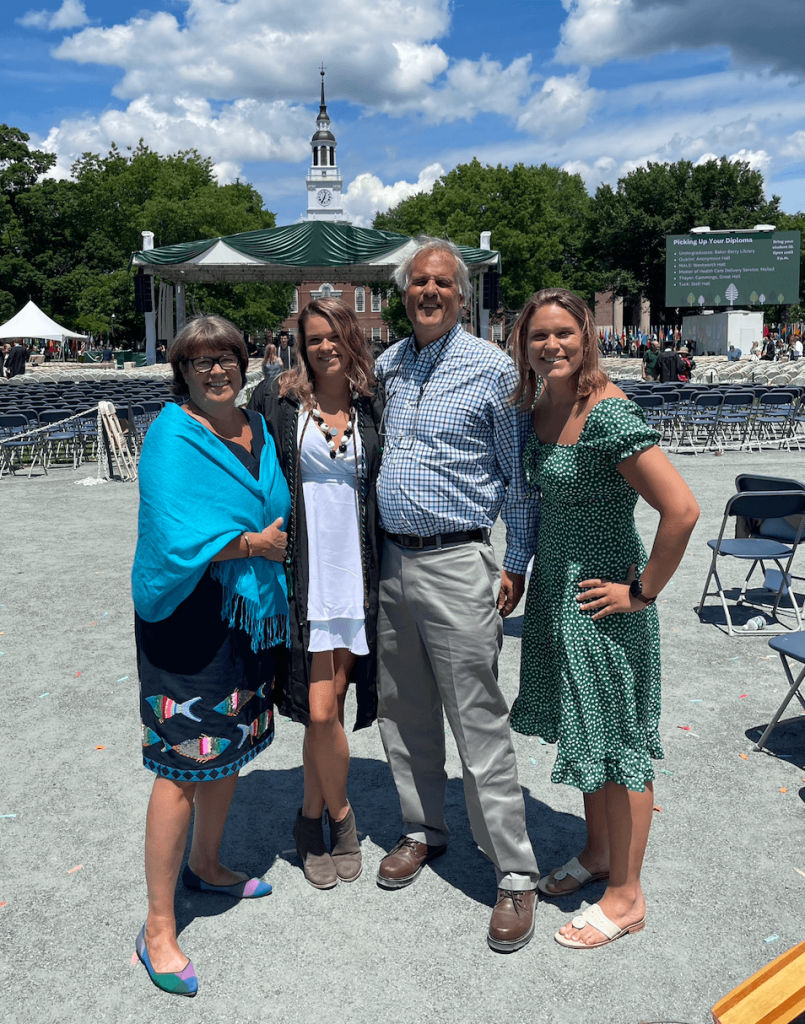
[242,532,252,558]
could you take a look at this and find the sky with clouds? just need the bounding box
[3,0,804,231]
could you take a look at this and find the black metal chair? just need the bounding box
[697,491,805,635]
[753,632,805,752]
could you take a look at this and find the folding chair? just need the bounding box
[697,491,805,635]
[0,413,46,477]
[675,392,724,453]
[630,393,664,433]
[714,392,754,449]
[753,632,805,752]
[748,392,796,451]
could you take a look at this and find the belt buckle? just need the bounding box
[411,535,426,549]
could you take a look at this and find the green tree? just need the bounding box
[1,134,291,342]
[373,158,594,311]
[587,157,783,318]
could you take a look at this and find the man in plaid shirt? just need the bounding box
[374,238,540,952]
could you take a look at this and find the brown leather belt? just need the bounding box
[384,528,488,550]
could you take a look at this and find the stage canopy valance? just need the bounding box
[130,221,501,285]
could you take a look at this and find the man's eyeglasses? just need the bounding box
[186,354,240,372]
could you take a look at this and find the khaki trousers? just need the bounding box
[377,537,539,890]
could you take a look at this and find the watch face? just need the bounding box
[316,189,333,207]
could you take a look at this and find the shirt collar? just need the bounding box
[410,321,462,360]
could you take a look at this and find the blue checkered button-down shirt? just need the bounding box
[375,323,539,574]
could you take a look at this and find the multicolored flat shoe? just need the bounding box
[182,864,272,898]
[135,925,198,997]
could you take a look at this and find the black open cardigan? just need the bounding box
[248,377,383,731]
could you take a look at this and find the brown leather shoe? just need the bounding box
[487,888,537,952]
[376,836,447,889]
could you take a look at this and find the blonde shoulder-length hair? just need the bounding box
[509,288,608,411]
[278,298,376,409]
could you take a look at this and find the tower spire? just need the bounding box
[319,64,328,120]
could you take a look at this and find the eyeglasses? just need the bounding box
[186,354,240,372]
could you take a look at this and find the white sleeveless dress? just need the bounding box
[298,415,369,655]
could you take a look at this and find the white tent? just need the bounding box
[0,300,87,342]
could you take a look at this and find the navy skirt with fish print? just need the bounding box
[135,568,281,782]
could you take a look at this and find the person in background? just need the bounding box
[508,287,699,949]
[278,333,294,370]
[677,346,695,382]
[642,340,660,381]
[131,315,290,996]
[5,338,27,378]
[657,340,683,382]
[261,342,283,381]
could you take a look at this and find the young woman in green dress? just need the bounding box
[509,289,699,949]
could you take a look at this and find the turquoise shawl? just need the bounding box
[131,403,291,650]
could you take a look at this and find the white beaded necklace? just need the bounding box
[308,399,356,459]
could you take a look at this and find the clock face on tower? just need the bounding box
[316,188,333,207]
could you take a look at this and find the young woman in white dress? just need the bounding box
[249,299,383,889]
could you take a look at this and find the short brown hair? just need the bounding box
[169,315,248,396]
[509,288,608,410]
[279,298,376,408]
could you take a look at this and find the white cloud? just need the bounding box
[781,132,805,159]
[341,163,445,227]
[516,70,598,138]
[18,0,88,30]
[556,0,805,77]
[728,149,772,174]
[38,94,312,181]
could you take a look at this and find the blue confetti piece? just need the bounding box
[103,613,108,617]
[660,768,674,776]
[729,657,740,661]
[38,693,50,699]
[764,934,779,944]
[0,814,16,819]
[116,676,129,683]
[690,699,702,702]
[538,737,548,745]
[530,757,537,765]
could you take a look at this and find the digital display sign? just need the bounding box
[665,230,800,307]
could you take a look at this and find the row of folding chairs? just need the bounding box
[0,401,164,476]
[626,390,805,452]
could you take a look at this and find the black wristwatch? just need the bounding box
[629,578,656,606]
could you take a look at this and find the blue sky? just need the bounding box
[3,0,804,230]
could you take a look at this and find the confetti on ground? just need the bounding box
[730,657,741,661]
[794,868,805,878]
[764,935,779,944]
[739,694,748,699]
[87,622,97,626]
[131,953,138,966]
[117,676,129,683]
[95,745,106,750]
[652,805,662,813]
[780,788,788,793]
[660,769,674,776]
[678,726,691,731]
[75,671,82,677]
[38,693,50,699]
[530,757,537,765]
[0,902,6,908]
[0,814,17,819]
[538,737,548,745]
[760,655,775,660]
[690,699,702,703]
[739,753,749,760]
[103,613,108,617]
[67,865,83,874]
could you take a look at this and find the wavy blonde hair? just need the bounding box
[509,288,608,410]
[278,298,376,409]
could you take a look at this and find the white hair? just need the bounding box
[393,236,470,300]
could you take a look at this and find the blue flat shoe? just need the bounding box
[182,863,272,898]
[135,925,198,997]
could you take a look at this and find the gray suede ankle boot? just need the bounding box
[293,810,338,889]
[329,805,362,882]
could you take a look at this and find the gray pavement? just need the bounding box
[2,448,804,1024]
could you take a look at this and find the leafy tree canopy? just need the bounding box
[0,134,292,342]
[373,158,594,312]
[587,157,785,315]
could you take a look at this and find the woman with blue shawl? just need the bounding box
[131,316,290,997]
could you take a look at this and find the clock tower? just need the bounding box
[304,68,350,223]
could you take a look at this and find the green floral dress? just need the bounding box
[510,398,664,793]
